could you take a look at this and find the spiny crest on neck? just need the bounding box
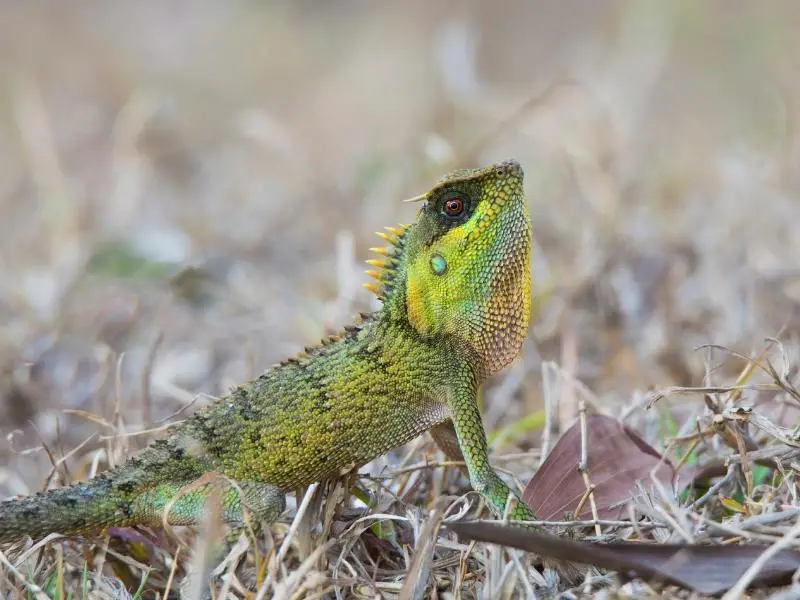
[269,223,411,371]
[361,223,411,301]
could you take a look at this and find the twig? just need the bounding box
[688,462,738,511]
[501,518,670,529]
[262,482,320,593]
[0,548,50,600]
[723,514,800,599]
[575,399,601,536]
[141,331,164,429]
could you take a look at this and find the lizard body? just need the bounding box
[0,159,537,553]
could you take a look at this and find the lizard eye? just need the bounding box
[444,198,463,215]
[442,196,466,218]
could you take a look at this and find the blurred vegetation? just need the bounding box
[3,1,800,597]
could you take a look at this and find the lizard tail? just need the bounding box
[0,476,133,543]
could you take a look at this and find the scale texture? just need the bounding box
[0,159,538,548]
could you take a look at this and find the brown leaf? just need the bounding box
[448,521,800,595]
[524,414,675,520]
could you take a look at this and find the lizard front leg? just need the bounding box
[441,385,538,524]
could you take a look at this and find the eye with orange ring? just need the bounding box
[439,192,470,221]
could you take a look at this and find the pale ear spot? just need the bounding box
[430,253,448,276]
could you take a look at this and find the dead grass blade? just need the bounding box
[398,504,445,600]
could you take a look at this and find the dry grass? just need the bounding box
[3,1,800,597]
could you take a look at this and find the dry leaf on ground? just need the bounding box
[449,520,800,596]
[523,414,675,520]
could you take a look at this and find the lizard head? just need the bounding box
[366,159,532,377]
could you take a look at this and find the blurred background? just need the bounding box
[2,0,800,497]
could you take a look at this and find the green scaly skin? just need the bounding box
[0,159,537,551]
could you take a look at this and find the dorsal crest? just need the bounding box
[362,224,410,301]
